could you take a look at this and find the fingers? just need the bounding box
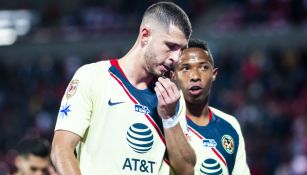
[155,77,181,119]
[159,77,180,99]
[154,85,166,105]
[154,77,180,105]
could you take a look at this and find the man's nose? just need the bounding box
[190,69,201,81]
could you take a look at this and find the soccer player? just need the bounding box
[172,39,250,175]
[13,138,50,175]
[51,2,195,175]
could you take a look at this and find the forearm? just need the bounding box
[51,145,81,175]
[154,77,195,174]
[164,123,196,175]
[51,131,82,175]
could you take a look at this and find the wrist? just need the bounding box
[162,113,179,129]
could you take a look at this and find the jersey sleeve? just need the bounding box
[54,64,93,138]
[232,120,250,175]
[178,91,188,133]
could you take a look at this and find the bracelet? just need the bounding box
[162,113,179,129]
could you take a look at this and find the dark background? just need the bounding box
[0,0,306,174]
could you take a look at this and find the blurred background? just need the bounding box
[0,0,306,174]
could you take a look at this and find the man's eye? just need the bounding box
[182,67,189,71]
[168,45,175,50]
[167,43,180,51]
[201,65,210,70]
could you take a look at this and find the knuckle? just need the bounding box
[164,84,171,90]
[160,89,167,95]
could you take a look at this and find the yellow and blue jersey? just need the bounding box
[55,59,171,175]
[178,103,250,175]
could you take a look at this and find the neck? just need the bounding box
[118,43,154,90]
[186,96,210,126]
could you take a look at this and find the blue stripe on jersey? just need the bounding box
[187,113,239,174]
[109,65,164,133]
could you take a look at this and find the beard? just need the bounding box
[144,45,162,77]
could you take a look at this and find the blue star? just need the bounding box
[59,103,71,118]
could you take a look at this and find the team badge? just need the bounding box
[221,135,234,154]
[66,79,79,99]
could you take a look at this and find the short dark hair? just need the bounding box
[17,138,50,158]
[143,1,192,39]
[188,39,214,66]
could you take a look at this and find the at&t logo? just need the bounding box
[123,123,156,173]
[126,123,154,153]
[200,158,223,175]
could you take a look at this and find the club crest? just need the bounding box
[221,135,234,154]
[66,79,79,99]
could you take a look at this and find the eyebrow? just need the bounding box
[30,166,48,171]
[180,60,212,64]
[199,61,212,64]
[165,41,186,49]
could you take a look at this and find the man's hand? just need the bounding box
[155,78,196,174]
[154,77,180,119]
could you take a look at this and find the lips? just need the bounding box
[163,64,172,70]
[160,64,173,73]
[188,86,202,96]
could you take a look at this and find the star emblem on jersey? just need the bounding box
[126,123,154,154]
[221,135,235,154]
[59,103,71,118]
[200,158,223,175]
[66,79,79,99]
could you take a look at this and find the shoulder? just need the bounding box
[72,60,112,81]
[77,60,111,73]
[209,106,242,133]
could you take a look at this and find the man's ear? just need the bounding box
[15,156,22,169]
[212,68,218,82]
[170,70,176,80]
[140,27,151,46]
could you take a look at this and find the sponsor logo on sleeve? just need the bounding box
[66,79,79,99]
